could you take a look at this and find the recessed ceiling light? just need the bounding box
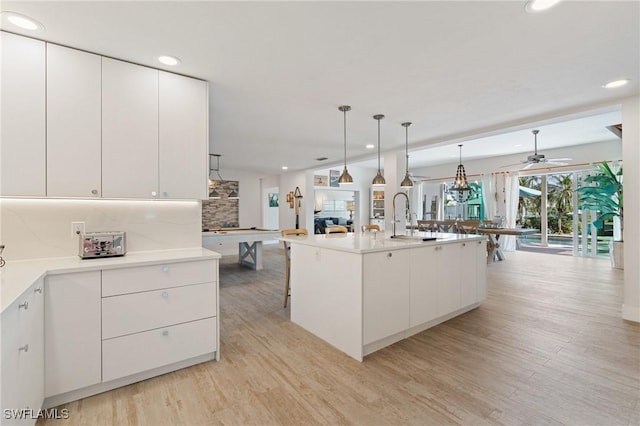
[2,12,44,31]
[281,166,288,170]
[157,55,181,66]
[602,79,629,89]
[525,0,561,13]
[365,144,375,149]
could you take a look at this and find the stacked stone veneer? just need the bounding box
[202,180,239,229]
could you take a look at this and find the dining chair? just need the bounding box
[325,226,348,234]
[361,224,380,232]
[456,220,480,234]
[417,220,438,232]
[280,228,308,308]
[437,220,457,232]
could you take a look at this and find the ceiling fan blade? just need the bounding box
[521,163,536,170]
[500,162,527,168]
[548,157,572,162]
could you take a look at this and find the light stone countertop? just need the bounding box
[279,231,486,254]
[1,247,221,313]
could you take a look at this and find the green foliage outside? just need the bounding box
[576,161,623,241]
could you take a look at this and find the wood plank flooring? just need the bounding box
[40,247,639,425]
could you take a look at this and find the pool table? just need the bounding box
[202,228,280,270]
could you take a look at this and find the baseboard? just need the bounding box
[622,304,640,323]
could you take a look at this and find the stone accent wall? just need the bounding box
[202,180,239,229]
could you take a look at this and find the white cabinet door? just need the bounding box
[159,72,208,200]
[459,242,478,307]
[363,250,410,345]
[409,246,439,327]
[1,280,45,423]
[47,44,102,197]
[436,244,461,317]
[0,32,46,196]
[476,239,487,302]
[45,271,101,397]
[102,58,158,199]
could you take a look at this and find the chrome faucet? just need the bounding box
[392,192,410,238]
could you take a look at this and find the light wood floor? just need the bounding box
[41,247,639,425]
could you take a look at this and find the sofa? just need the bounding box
[314,217,352,234]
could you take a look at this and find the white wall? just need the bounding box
[622,96,639,322]
[262,185,279,229]
[214,168,278,228]
[0,199,201,260]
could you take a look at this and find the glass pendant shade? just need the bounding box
[371,114,386,186]
[338,105,353,184]
[400,122,414,188]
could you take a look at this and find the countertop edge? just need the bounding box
[1,247,221,313]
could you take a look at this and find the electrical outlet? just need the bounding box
[71,221,85,237]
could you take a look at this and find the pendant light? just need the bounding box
[338,105,353,184]
[208,153,239,200]
[371,114,386,186]
[450,144,471,202]
[400,122,414,188]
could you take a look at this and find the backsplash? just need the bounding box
[0,199,202,260]
[202,180,239,229]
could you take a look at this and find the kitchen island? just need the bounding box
[280,231,487,361]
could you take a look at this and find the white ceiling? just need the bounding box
[1,1,638,174]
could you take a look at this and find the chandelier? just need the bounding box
[449,144,471,202]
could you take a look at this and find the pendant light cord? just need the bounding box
[343,109,347,169]
[377,118,381,172]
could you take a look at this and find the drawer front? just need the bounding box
[102,317,216,382]
[102,282,216,339]
[102,260,216,296]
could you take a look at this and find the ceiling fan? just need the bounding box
[502,129,571,170]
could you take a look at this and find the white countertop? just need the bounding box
[1,247,221,313]
[280,231,485,254]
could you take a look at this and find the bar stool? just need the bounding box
[280,228,308,308]
[361,224,380,232]
[325,226,348,234]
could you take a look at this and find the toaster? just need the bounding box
[79,231,126,259]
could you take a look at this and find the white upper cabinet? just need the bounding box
[0,32,46,196]
[102,58,159,199]
[46,44,102,197]
[159,72,208,199]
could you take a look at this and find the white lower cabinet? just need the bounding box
[44,272,102,397]
[103,317,217,382]
[363,250,410,345]
[1,279,45,425]
[409,246,439,327]
[40,258,219,407]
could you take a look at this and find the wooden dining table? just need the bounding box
[475,227,537,263]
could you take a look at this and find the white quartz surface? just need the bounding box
[280,231,486,254]
[0,247,221,313]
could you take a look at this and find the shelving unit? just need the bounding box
[371,189,385,230]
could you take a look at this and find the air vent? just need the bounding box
[315,157,328,161]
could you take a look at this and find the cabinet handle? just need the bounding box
[435,246,442,251]
[19,344,29,353]
[34,287,42,294]
[162,265,169,273]
[18,301,28,310]
[91,189,98,195]
[162,191,168,197]
[462,243,466,247]
[387,253,393,258]
[162,330,169,337]
[478,240,483,244]
[161,291,169,299]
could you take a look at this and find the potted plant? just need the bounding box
[576,161,623,269]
